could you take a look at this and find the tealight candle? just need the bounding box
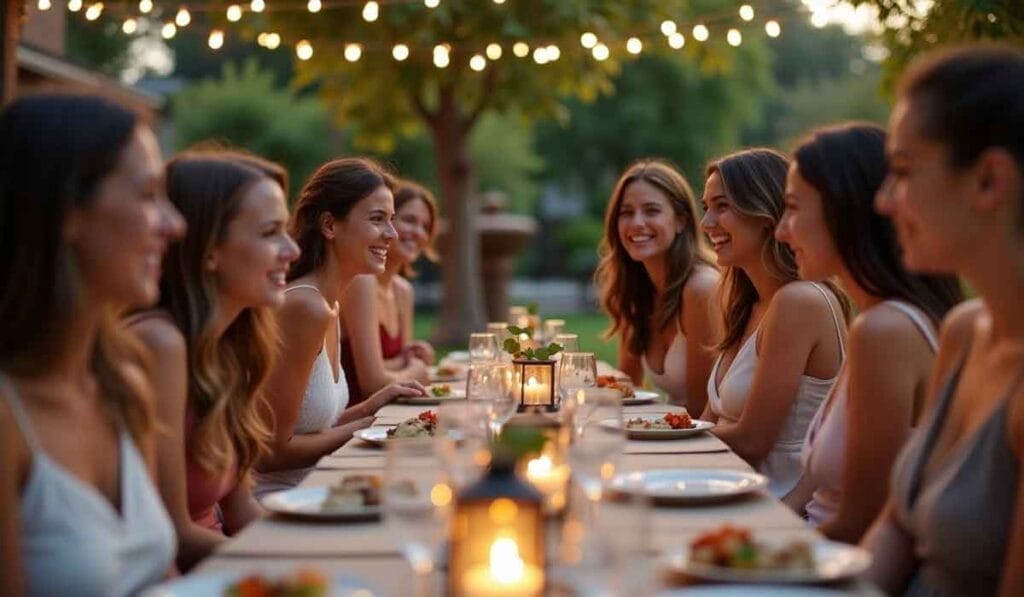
[523,376,549,406]
[524,454,570,512]
[463,535,544,597]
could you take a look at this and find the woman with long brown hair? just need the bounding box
[699,148,849,499]
[339,179,438,406]
[0,94,184,594]
[596,159,720,413]
[129,151,300,569]
[255,157,424,495]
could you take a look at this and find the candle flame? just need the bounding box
[490,536,525,584]
[526,376,538,387]
[527,455,553,477]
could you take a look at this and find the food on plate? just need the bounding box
[386,410,438,438]
[596,374,635,398]
[689,526,814,570]
[224,569,328,596]
[430,384,452,397]
[435,365,459,378]
[321,474,381,511]
[625,411,694,430]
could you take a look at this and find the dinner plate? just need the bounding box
[261,485,381,522]
[141,571,374,596]
[395,393,466,406]
[661,539,872,584]
[621,389,659,406]
[605,415,715,439]
[353,426,453,446]
[609,468,767,504]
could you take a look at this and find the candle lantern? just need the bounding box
[514,358,557,412]
[506,413,570,514]
[449,457,546,597]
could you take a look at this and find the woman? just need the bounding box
[595,159,720,413]
[339,179,438,406]
[774,123,963,543]
[129,152,300,570]
[255,157,424,495]
[699,148,849,499]
[863,45,1024,595]
[0,94,184,594]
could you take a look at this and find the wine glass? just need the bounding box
[486,322,513,361]
[557,352,597,414]
[567,387,625,504]
[466,362,517,437]
[542,319,566,343]
[383,438,451,597]
[468,333,500,363]
[552,333,579,353]
[437,401,491,490]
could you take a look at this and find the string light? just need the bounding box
[344,43,362,61]
[660,20,677,36]
[424,0,439,7]
[668,32,685,49]
[84,3,103,21]
[175,7,191,27]
[37,0,51,10]
[765,20,781,38]
[493,0,505,4]
[486,43,502,60]
[469,54,486,71]
[811,12,828,28]
[626,37,642,55]
[727,28,742,46]
[532,47,548,65]
[592,42,609,61]
[362,1,378,22]
[580,32,597,48]
[739,4,755,22]
[138,0,152,13]
[67,0,82,13]
[512,42,529,58]
[392,44,409,60]
[265,32,281,49]
[161,22,176,39]
[122,17,137,34]
[296,40,313,60]
[692,24,709,42]
[433,44,450,68]
[257,32,268,46]
[250,0,265,13]
[307,0,321,12]
[226,4,242,21]
[208,29,224,49]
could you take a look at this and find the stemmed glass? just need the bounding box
[557,351,597,414]
[542,319,566,343]
[436,401,491,490]
[468,333,500,363]
[552,333,579,353]
[383,438,452,597]
[466,361,516,437]
[486,322,513,362]
[567,387,625,507]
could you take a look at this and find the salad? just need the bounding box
[321,474,381,512]
[689,526,814,570]
[225,569,327,597]
[386,410,438,438]
[596,375,635,398]
[625,411,694,430]
[430,384,452,397]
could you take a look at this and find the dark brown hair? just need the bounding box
[596,159,714,356]
[793,123,963,325]
[393,179,440,278]
[288,157,395,280]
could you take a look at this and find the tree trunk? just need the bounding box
[429,86,486,346]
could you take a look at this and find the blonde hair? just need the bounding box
[393,179,440,278]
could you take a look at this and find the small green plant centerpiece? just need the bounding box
[505,325,562,412]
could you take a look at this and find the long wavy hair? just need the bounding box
[393,179,440,278]
[288,157,395,281]
[596,159,715,356]
[0,94,156,450]
[708,148,850,352]
[162,151,282,476]
[793,123,963,324]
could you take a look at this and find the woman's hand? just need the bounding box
[370,380,427,408]
[407,341,436,366]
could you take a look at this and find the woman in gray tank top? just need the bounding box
[862,45,1024,595]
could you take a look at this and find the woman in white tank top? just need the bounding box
[256,159,425,493]
[775,123,962,543]
[699,148,850,499]
[594,160,720,414]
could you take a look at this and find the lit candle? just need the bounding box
[463,535,544,597]
[524,454,570,512]
[522,376,549,406]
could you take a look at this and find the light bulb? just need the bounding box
[592,43,609,61]
[122,18,137,34]
[161,22,176,39]
[739,4,754,21]
[208,29,224,49]
[296,40,313,60]
[626,37,642,55]
[469,54,486,71]
[512,42,529,58]
[727,28,742,46]
[174,7,190,27]
[660,20,676,36]
[344,43,362,62]
[362,1,378,22]
[392,44,409,61]
[580,32,597,48]
[668,32,684,49]
[486,43,502,60]
[692,24,709,42]
[226,4,242,21]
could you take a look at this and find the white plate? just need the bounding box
[395,393,465,406]
[661,539,872,584]
[142,571,374,596]
[609,468,767,504]
[622,389,659,405]
[607,415,715,439]
[261,485,380,522]
[353,426,450,446]
[441,350,471,364]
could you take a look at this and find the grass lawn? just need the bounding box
[413,311,620,365]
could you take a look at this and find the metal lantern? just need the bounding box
[449,458,546,597]
[513,358,557,412]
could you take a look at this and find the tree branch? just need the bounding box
[467,66,498,127]
[408,87,436,127]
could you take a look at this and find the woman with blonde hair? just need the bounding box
[0,94,184,594]
[596,159,720,413]
[339,179,438,406]
[129,151,300,569]
[700,148,849,499]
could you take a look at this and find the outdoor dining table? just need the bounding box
[194,366,880,595]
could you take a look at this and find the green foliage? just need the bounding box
[65,13,131,76]
[171,61,333,196]
[502,327,563,361]
[469,112,544,214]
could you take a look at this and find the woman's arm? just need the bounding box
[999,392,1024,596]
[131,318,225,571]
[341,275,428,398]
[218,478,263,536]
[861,500,918,594]
[617,332,644,386]
[681,268,721,415]
[712,283,838,467]
[396,277,435,366]
[781,473,816,516]
[820,309,922,544]
[0,399,25,596]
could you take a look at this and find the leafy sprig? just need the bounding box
[503,325,563,360]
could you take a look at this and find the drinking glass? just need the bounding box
[567,388,625,504]
[508,305,530,329]
[552,333,579,353]
[383,438,452,597]
[468,333,499,363]
[542,319,566,343]
[486,322,513,361]
[557,352,597,413]
[466,362,516,437]
[437,401,491,490]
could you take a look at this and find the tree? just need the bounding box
[263,0,758,343]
